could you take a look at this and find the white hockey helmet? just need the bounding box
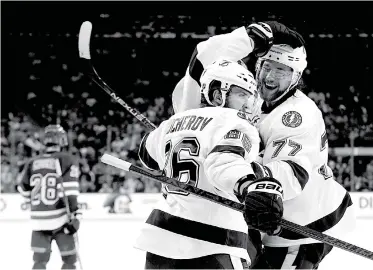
[200,59,258,107]
[256,44,307,90]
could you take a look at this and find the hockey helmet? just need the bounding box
[43,124,68,148]
[256,44,307,91]
[200,59,259,107]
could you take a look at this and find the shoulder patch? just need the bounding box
[224,129,241,139]
[282,111,302,128]
[241,134,252,153]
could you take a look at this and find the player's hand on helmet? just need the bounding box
[246,22,274,57]
[236,176,284,235]
[64,211,81,235]
[262,21,305,48]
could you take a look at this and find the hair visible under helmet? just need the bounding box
[255,44,307,102]
[200,59,260,112]
[43,124,68,151]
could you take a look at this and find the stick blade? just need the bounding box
[79,21,93,60]
[100,153,132,172]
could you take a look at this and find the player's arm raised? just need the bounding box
[173,22,274,113]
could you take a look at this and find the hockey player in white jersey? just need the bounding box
[135,59,285,269]
[171,22,356,269]
[249,29,356,269]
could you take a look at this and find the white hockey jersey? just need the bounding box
[172,26,255,113]
[134,107,260,261]
[257,89,355,247]
[171,26,356,248]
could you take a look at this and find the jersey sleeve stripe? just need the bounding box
[188,48,204,87]
[138,133,160,170]
[64,190,80,196]
[282,160,309,190]
[209,145,245,158]
[62,177,79,183]
[146,209,248,249]
[62,182,79,188]
[278,192,353,240]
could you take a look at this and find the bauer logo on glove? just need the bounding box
[248,180,284,197]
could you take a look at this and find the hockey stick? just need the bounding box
[55,160,84,270]
[78,21,157,131]
[101,153,373,261]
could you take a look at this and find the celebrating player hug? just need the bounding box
[7,4,373,269]
[171,21,356,269]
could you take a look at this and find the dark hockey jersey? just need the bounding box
[17,151,80,231]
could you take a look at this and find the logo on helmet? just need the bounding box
[282,111,302,128]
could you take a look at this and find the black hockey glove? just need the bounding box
[251,161,272,179]
[246,22,274,57]
[262,21,306,48]
[235,176,284,235]
[63,211,81,235]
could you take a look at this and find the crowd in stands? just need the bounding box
[2,12,372,193]
[1,91,372,193]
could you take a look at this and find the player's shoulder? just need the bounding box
[201,107,259,138]
[53,151,77,165]
[162,107,258,139]
[184,106,257,126]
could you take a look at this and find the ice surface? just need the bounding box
[1,217,372,269]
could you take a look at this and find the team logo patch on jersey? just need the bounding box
[224,130,241,139]
[282,111,302,128]
[241,134,252,153]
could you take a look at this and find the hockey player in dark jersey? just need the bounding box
[17,125,81,270]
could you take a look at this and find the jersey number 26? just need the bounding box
[163,137,201,196]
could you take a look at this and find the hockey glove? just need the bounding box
[236,176,284,235]
[263,21,305,48]
[251,161,272,179]
[246,22,274,57]
[63,211,81,235]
